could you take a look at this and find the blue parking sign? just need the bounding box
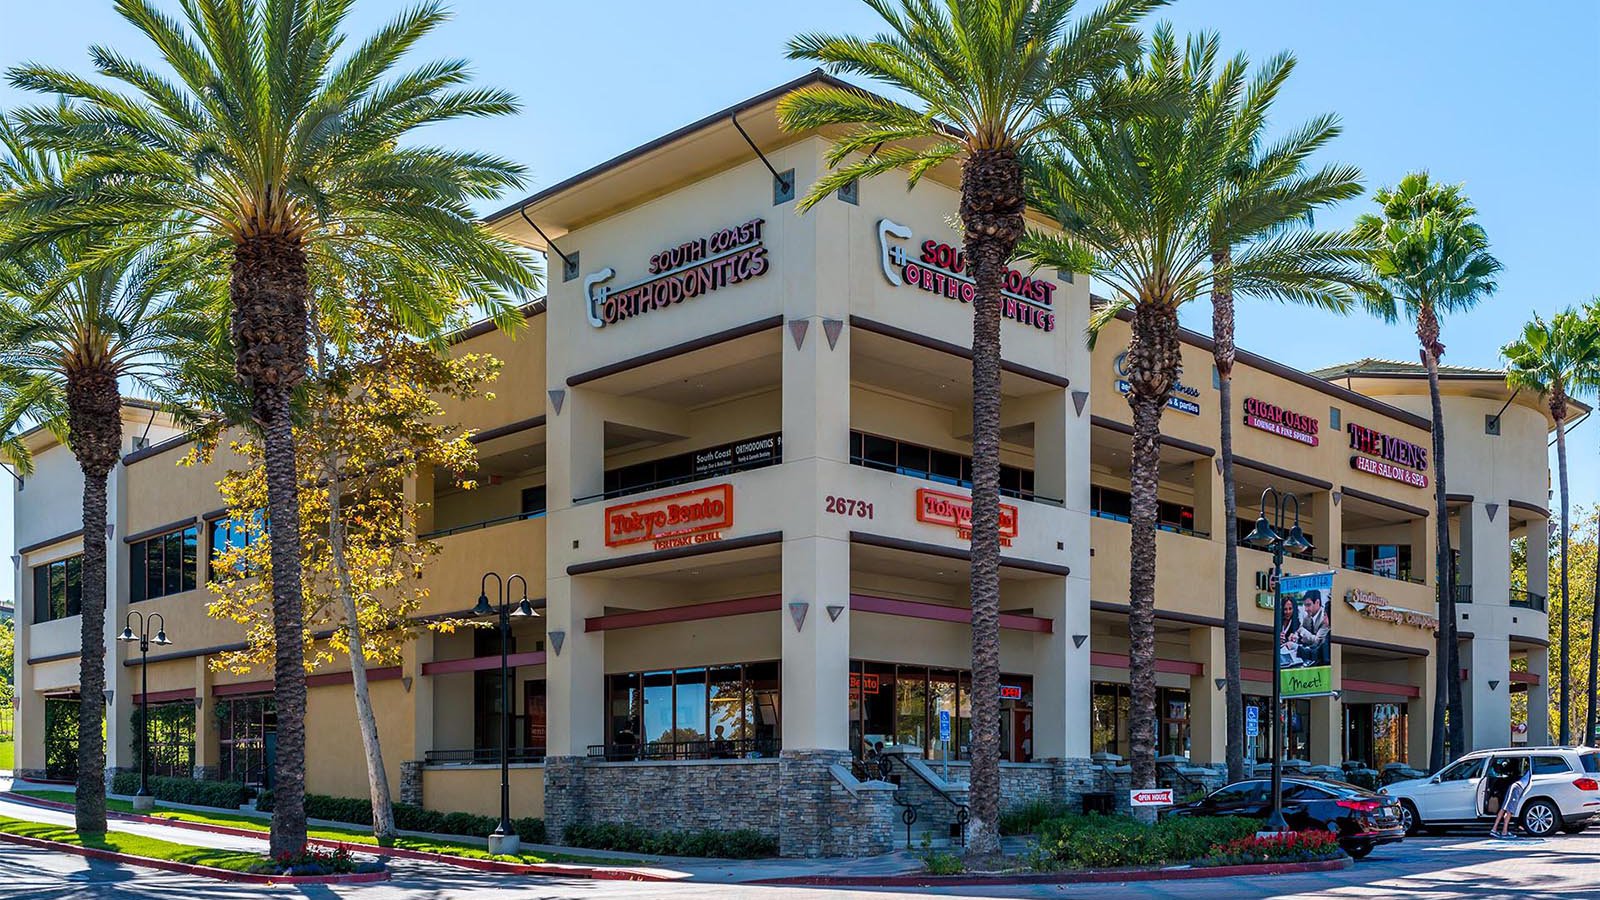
[1245,705,1260,738]
[939,709,952,742]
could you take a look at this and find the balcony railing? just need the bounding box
[1340,562,1425,586]
[1454,584,1472,604]
[1510,589,1548,612]
[424,747,546,766]
[420,509,544,541]
[587,738,781,761]
[1090,509,1208,539]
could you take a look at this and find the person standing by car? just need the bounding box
[1492,764,1534,839]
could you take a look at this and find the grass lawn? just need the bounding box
[13,790,628,866]
[0,740,13,771]
[0,814,265,872]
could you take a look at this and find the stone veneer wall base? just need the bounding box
[399,760,424,807]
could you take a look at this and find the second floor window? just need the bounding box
[131,526,198,602]
[1093,484,1198,535]
[208,513,262,581]
[32,554,82,623]
[850,431,1035,501]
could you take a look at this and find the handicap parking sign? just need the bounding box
[1245,705,1260,738]
[939,709,952,742]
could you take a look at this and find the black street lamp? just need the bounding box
[118,611,171,811]
[1242,486,1311,833]
[472,572,536,854]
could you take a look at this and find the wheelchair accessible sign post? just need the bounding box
[939,709,952,781]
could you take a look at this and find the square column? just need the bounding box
[544,575,606,756]
[1310,643,1342,765]
[1526,646,1551,745]
[1464,636,1511,751]
[1028,575,1090,759]
[1524,516,1550,599]
[1188,626,1226,766]
[781,536,851,751]
[1406,655,1433,768]
[192,655,217,779]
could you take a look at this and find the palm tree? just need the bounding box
[1355,174,1500,766]
[3,0,540,853]
[777,0,1163,854]
[0,114,209,834]
[1205,55,1363,783]
[1024,27,1370,797]
[1502,308,1600,744]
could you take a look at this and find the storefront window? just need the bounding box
[1342,543,1414,581]
[1285,699,1311,762]
[605,662,780,759]
[1091,683,1130,758]
[1158,687,1191,757]
[853,661,1031,761]
[217,695,275,787]
[1345,702,1408,769]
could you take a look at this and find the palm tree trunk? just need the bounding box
[958,148,1024,858]
[1125,300,1183,802]
[231,233,310,857]
[1555,410,1571,745]
[1420,347,1456,770]
[1212,251,1246,783]
[67,367,121,835]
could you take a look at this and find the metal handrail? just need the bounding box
[419,509,544,541]
[424,747,546,766]
[1156,758,1204,797]
[585,737,780,761]
[1455,584,1473,604]
[887,755,969,848]
[1510,589,1547,612]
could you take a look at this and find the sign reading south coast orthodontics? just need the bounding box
[584,218,770,329]
[876,218,1057,332]
[1346,422,1429,488]
[1278,571,1336,698]
[604,484,733,550]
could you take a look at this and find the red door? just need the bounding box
[524,680,546,755]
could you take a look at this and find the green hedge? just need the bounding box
[561,822,777,859]
[1030,814,1259,870]
[109,772,248,809]
[999,800,1077,835]
[256,790,545,844]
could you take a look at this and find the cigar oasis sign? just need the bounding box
[1243,397,1319,446]
[604,484,733,550]
[584,218,770,329]
[876,218,1058,332]
[1346,423,1429,488]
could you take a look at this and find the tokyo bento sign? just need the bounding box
[604,484,733,550]
[876,219,1058,332]
[584,218,770,329]
[916,488,1019,547]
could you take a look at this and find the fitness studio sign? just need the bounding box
[1347,422,1428,488]
[584,218,770,329]
[1243,397,1319,446]
[876,218,1057,332]
[1113,352,1201,415]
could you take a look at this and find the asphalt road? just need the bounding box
[5,830,1600,900]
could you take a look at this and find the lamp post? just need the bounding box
[473,572,536,855]
[118,611,171,812]
[1241,486,1311,833]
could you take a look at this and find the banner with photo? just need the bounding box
[1277,571,1336,698]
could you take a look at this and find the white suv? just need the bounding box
[1383,746,1600,837]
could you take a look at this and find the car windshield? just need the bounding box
[1580,752,1600,774]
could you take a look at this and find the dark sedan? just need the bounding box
[1166,777,1406,859]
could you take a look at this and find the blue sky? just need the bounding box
[2,0,1597,573]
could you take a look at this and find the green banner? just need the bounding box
[1278,571,1335,698]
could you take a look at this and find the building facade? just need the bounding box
[9,75,1558,854]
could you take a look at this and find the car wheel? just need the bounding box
[1398,800,1422,836]
[1520,799,1559,837]
[1344,842,1374,860]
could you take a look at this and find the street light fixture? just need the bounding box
[1241,486,1311,833]
[118,611,171,812]
[473,572,536,855]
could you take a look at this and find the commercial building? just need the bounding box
[9,75,1560,854]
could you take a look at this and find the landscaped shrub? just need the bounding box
[1203,830,1343,865]
[249,845,384,876]
[1030,814,1259,870]
[256,790,545,844]
[109,772,248,809]
[560,821,777,859]
[999,799,1076,835]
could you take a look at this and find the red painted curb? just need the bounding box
[0,830,390,885]
[751,856,1352,887]
[0,792,677,882]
